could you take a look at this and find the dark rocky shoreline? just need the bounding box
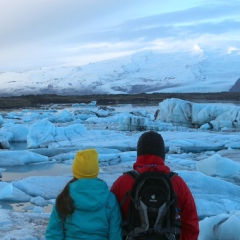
[0,92,240,109]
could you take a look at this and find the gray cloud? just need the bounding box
[67,18,240,44]
[0,0,138,47]
[122,3,240,27]
[63,2,240,45]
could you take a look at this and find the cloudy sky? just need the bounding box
[0,0,240,72]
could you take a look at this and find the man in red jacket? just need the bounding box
[111,130,199,240]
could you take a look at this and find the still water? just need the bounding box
[2,162,72,182]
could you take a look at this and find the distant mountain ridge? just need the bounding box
[0,48,240,96]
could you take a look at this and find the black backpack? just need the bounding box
[121,170,181,240]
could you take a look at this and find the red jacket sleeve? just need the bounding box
[111,174,135,219]
[172,176,199,240]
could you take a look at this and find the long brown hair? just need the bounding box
[56,177,77,219]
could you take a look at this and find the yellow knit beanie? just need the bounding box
[72,149,99,179]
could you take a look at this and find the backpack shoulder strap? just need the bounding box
[167,171,181,229]
[120,170,139,208]
[168,171,177,180]
[123,170,139,179]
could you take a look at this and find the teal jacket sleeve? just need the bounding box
[108,193,123,240]
[45,206,65,240]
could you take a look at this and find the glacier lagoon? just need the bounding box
[1,99,240,239]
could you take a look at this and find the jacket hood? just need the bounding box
[133,154,170,173]
[70,178,110,211]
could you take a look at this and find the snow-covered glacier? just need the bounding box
[0,48,239,96]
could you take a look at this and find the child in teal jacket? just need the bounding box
[46,149,122,240]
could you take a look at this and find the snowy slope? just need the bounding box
[0,47,239,96]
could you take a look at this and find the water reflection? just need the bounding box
[0,201,53,213]
[2,162,72,181]
[10,142,27,151]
